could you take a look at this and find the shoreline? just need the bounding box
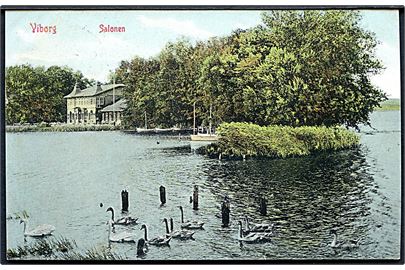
[5,124,121,133]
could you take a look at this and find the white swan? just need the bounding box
[244,216,274,233]
[164,218,195,240]
[178,206,204,229]
[106,207,138,226]
[20,219,55,237]
[329,229,359,249]
[107,219,136,243]
[237,221,271,243]
[140,224,171,246]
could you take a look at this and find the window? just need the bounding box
[96,97,105,108]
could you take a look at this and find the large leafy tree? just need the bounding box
[5,64,92,124]
[115,57,161,128]
[212,10,386,128]
[117,10,386,129]
[116,38,211,129]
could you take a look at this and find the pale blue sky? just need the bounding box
[5,9,401,98]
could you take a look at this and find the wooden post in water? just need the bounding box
[221,197,230,227]
[160,186,166,205]
[193,185,199,210]
[259,197,267,216]
[121,190,129,212]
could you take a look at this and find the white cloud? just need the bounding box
[137,15,214,39]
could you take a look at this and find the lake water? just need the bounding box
[5,111,401,261]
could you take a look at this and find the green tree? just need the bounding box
[5,64,91,124]
[116,38,210,129]
[210,10,386,128]
[116,10,386,130]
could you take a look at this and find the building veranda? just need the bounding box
[64,82,127,125]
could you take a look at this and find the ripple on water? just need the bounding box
[5,112,401,260]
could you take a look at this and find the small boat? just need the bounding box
[190,133,218,141]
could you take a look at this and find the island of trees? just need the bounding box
[5,11,389,158]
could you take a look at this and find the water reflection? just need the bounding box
[6,110,400,260]
[201,147,379,259]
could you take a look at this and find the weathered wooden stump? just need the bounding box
[121,190,129,212]
[159,185,166,205]
[259,197,267,216]
[137,238,146,256]
[193,185,199,210]
[221,197,230,227]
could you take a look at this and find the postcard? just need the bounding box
[1,6,403,263]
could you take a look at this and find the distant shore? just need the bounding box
[5,123,121,133]
[375,99,400,111]
[5,99,399,133]
[5,124,192,140]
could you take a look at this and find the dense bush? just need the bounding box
[199,122,359,159]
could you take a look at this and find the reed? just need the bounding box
[6,237,123,260]
[198,122,360,159]
[6,210,30,220]
[6,123,121,133]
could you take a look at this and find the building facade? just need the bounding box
[64,82,126,125]
[99,98,127,126]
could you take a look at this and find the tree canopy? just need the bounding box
[116,10,386,129]
[6,10,386,129]
[6,64,93,124]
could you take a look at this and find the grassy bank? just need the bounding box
[6,123,121,132]
[198,122,359,159]
[6,237,124,260]
[375,99,400,111]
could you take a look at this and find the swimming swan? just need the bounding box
[140,224,171,246]
[20,219,55,237]
[107,219,136,243]
[164,218,195,240]
[178,206,204,229]
[237,221,271,243]
[106,207,138,225]
[329,229,359,249]
[244,216,274,233]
